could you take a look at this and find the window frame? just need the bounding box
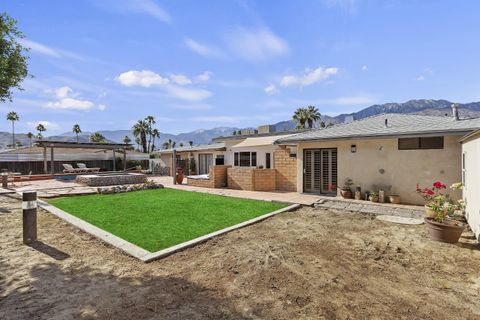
[266,152,271,169]
[398,136,444,150]
[233,151,257,167]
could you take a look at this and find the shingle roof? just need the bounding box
[276,114,480,143]
[154,142,226,154]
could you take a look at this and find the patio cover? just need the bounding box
[231,134,294,148]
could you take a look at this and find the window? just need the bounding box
[398,136,444,150]
[215,155,225,165]
[266,153,271,169]
[234,152,257,167]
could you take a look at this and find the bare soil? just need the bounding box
[1,193,480,320]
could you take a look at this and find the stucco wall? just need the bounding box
[462,134,480,239]
[228,144,278,168]
[296,135,462,205]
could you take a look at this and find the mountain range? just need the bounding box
[1,99,480,150]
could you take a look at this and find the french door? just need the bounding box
[198,154,213,175]
[303,149,337,194]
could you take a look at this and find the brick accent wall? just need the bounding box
[227,167,276,191]
[187,165,230,188]
[274,147,297,191]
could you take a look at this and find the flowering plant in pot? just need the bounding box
[369,191,379,202]
[416,181,466,243]
[340,178,354,199]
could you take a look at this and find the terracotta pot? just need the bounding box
[424,218,466,243]
[369,196,379,203]
[340,189,352,199]
[389,195,401,204]
[424,206,436,218]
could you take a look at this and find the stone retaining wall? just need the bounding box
[76,173,147,186]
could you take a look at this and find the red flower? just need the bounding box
[423,188,435,196]
[432,181,446,189]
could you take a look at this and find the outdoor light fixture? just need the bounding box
[351,144,357,153]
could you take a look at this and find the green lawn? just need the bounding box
[48,189,287,252]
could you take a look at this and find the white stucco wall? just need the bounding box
[462,133,480,239]
[296,135,462,205]
[228,144,279,168]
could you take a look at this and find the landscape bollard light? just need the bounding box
[22,191,37,244]
[1,169,8,189]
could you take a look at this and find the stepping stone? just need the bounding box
[376,215,424,225]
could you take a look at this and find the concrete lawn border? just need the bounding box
[37,198,301,263]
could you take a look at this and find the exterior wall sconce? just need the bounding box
[351,144,357,153]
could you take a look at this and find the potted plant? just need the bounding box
[369,191,379,202]
[389,195,401,204]
[416,182,449,218]
[189,158,196,175]
[340,177,354,199]
[416,182,466,243]
[176,167,184,184]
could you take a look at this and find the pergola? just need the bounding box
[35,140,132,175]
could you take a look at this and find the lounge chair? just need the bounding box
[62,164,83,173]
[77,163,100,173]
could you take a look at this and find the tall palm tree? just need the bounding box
[7,111,19,148]
[72,124,82,143]
[292,107,308,130]
[171,141,176,148]
[89,132,106,143]
[306,105,321,129]
[145,115,156,152]
[188,141,193,147]
[36,123,46,139]
[150,128,160,152]
[168,139,172,149]
[27,132,33,148]
[123,135,131,145]
[162,141,170,149]
[135,137,141,151]
[132,120,148,153]
[179,142,184,147]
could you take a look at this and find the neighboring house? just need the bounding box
[276,110,480,205]
[459,129,480,239]
[0,146,149,175]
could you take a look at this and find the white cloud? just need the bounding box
[225,27,289,62]
[330,95,377,105]
[362,65,368,71]
[98,104,107,111]
[170,74,192,86]
[27,120,60,131]
[94,0,171,23]
[184,38,224,58]
[116,70,170,87]
[19,39,60,57]
[196,71,212,82]
[164,85,212,101]
[280,67,338,87]
[264,84,278,95]
[416,75,425,81]
[44,86,96,110]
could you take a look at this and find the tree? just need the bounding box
[89,132,106,143]
[0,13,29,103]
[162,141,169,149]
[145,115,156,152]
[188,141,193,147]
[179,142,184,147]
[306,105,321,129]
[135,137,141,151]
[171,141,176,148]
[132,120,148,153]
[72,124,81,143]
[6,111,19,148]
[232,130,237,136]
[36,123,46,139]
[26,131,33,147]
[123,135,131,145]
[150,128,160,153]
[292,107,308,130]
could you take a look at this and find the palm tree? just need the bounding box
[188,141,193,147]
[132,120,148,153]
[72,124,82,143]
[162,141,170,149]
[292,107,308,130]
[145,115,156,152]
[306,106,321,129]
[135,137,141,151]
[89,132,106,143]
[27,132,33,147]
[36,123,46,139]
[150,128,160,152]
[168,139,172,149]
[7,111,19,148]
[171,141,176,148]
[232,130,237,136]
[179,142,184,147]
[123,135,131,145]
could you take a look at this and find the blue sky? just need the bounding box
[3,0,480,135]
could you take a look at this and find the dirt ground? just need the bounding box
[1,193,480,320]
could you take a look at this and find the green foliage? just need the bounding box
[36,123,46,139]
[293,106,321,129]
[189,157,196,172]
[89,132,106,143]
[48,189,286,252]
[122,135,131,144]
[0,13,29,102]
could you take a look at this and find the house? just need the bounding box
[459,129,480,239]
[276,109,480,205]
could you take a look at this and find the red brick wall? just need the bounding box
[274,147,297,191]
